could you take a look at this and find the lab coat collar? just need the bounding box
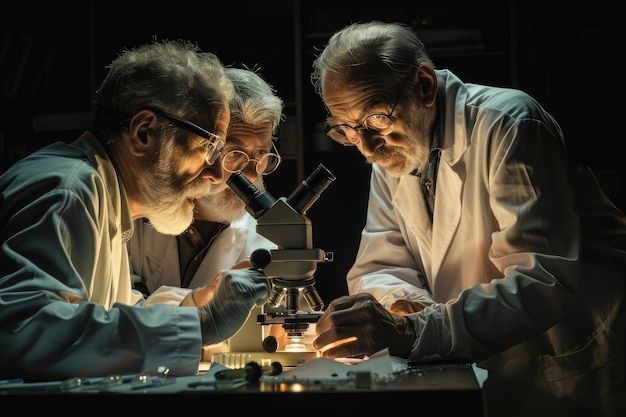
[72,131,134,243]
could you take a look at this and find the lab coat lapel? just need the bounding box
[394,175,433,250]
[431,162,462,277]
[430,69,466,278]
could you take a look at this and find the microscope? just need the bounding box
[217,164,335,366]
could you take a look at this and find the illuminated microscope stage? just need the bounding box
[210,307,321,369]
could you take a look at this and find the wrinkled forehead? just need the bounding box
[321,63,398,96]
[321,73,396,116]
[226,121,273,147]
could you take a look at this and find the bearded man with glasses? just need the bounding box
[0,42,272,382]
[128,66,285,357]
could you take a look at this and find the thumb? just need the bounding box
[231,259,254,269]
[191,270,224,306]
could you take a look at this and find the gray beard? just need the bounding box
[139,141,212,235]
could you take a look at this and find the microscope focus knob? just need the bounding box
[250,248,272,269]
[262,335,279,353]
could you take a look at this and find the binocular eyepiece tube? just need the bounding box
[227,163,336,218]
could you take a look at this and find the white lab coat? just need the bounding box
[0,132,201,381]
[347,70,626,416]
[127,207,276,358]
[127,213,275,299]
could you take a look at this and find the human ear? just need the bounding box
[415,64,438,108]
[128,109,160,156]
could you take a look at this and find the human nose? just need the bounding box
[201,159,225,184]
[357,131,385,156]
[240,164,260,184]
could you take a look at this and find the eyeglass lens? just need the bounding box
[328,114,393,145]
[205,141,224,165]
[152,109,225,165]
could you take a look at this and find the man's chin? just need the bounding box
[195,197,248,223]
[214,204,247,223]
[374,159,408,177]
[147,210,193,235]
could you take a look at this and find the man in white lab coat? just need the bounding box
[0,41,271,382]
[310,21,626,417]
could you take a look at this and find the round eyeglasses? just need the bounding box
[326,113,396,146]
[326,73,411,146]
[221,140,282,175]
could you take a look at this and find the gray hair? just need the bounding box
[311,21,434,98]
[92,39,234,140]
[226,67,284,134]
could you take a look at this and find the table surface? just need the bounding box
[1,361,486,415]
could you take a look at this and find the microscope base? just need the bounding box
[210,350,320,369]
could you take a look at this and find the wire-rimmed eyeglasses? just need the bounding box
[221,139,282,175]
[326,74,412,146]
[152,109,225,165]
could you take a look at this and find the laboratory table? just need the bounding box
[1,362,486,415]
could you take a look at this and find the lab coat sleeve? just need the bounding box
[347,166,435,309]
[413,113,583,362]
[444,116,580,360]
[144,285,192,306]
[0,164,201,381]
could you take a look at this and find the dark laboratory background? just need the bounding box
[0,0,622,305]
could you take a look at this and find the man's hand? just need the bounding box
[313,293,417,359]
[198,268,270,345]
[388,299,424,315]
[188,260,254,307]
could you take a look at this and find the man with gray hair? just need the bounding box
[0,41,270,381]
[311,21,626,417]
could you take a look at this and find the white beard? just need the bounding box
[137,140,213,235]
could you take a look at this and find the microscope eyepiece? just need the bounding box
[227,172,276,219]
[287,163,336,214]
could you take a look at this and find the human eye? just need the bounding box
[332,124,351,134]
[330,124,350,137]
[224,150,246,163]
[253,148,271,158]
[364,114,391,130]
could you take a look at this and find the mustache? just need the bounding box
[204,182,229,196]
[366,146,398,164]
[198,175,266,203]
